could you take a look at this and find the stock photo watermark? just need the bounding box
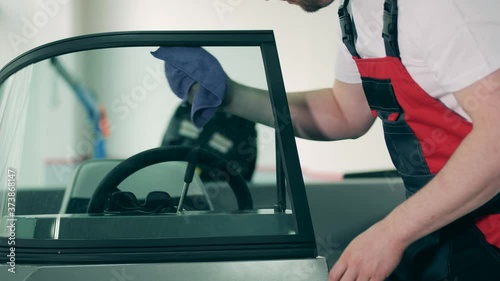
[111,268,136,281]
[6,168,17,274]
[50,64,167,182]
[213,0,246,20]
[7,0,70,52]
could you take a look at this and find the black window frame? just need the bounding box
[0,30,317,264]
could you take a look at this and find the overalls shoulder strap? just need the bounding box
[382,0,400,57]
[338,0,360,58]
[338,0,401,58]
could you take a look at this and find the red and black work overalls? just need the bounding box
[338,0,500,280]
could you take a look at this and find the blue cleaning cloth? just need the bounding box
[151,47,227,128]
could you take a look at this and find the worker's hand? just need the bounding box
[187,75,234,110]
[329,221,407,281]
[187,83,200,104]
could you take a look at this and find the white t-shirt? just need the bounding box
[335,0,500,121]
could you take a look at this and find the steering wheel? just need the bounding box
[87,146,253,213]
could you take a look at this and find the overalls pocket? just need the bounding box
[361,77,431,177]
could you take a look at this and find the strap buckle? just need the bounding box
[338,0,360,58]
[382,0,400,58]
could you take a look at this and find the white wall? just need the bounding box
[1,0,395,181]
[0,0,81,186]
[0,0,74,67]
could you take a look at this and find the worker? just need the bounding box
[161,0,500,280]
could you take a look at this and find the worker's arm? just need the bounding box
[382,69,500,249]
[329,69,500,281]
[220,78,375,141]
